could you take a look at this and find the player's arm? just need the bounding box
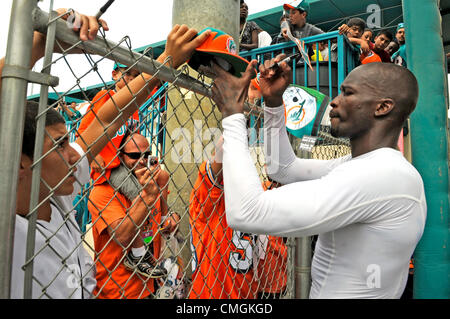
[212,55,371,237]
[75,25,211,164]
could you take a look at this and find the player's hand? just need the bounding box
[211,59,258,118]
[159,25,211,69]
[91,154,105,173]
[281,28,289,40]
[258,54,292,107]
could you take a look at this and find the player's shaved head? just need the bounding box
[347,63,419,125]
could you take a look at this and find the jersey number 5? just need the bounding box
[229,231,255,274]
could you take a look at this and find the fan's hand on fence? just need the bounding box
[338,24,350,35]
[211,59,258,118]
[160,25,211,69]
[56,8,109,41]
[359,40,370,54]
[259,54,292,107]
[135,166,161,204]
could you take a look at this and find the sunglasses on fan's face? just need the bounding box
[122,151,151,160]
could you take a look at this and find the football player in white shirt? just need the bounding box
[210,57,426,298]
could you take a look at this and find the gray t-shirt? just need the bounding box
[272,22,324,45]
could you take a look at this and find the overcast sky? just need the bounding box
[0,0,284,95]
[1,0,449,100]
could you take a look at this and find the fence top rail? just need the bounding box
[32,7,212,98]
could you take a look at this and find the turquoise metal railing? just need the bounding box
[138,83,168,158]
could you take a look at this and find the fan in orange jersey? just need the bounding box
[77,62,162,185]
[188,138,258,299]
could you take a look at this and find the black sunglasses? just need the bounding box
[121,151,151,160]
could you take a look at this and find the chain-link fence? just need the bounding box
[0,2,354,299]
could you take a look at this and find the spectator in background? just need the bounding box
[239,0,271,51]
[362,28,374,43]
[339,17,366,39]
[188,137,258,299]
[270,1,324,64]
[392,23,407,67]
[311,40,329,62]
[270,14,289,45]
[338,18,370,54]
[272,0,323,45]
[88,132,177,299]
[282,0,324,40]
[57,100,82,122]
[360,30,393,64]
[394,22,406,46]
[386,41,400,56]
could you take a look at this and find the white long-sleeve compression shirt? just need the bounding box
[221,107,426,298]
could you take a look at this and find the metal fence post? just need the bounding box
[23,5,58,299]
[167,0,240,280]
[0,0,38,299]
[291,136,312,299]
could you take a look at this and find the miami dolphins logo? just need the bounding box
[287,99,306,125]
[283,86,317,133]
[226,37,237,54]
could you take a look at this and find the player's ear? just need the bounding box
[374,98,395,117]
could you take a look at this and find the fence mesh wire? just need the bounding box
[8,6,352,299]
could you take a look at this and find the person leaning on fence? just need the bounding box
[1,8,111,299]
[362,28,374,43]
[87,131,179,299]
[2,6,211,298]
[209,55,426,298]
[359,30,393,64]
[76,61,141,177]
[188,137,259,299]
[270,0,324,59]
[280,0,323,41]
[335,17,373,61]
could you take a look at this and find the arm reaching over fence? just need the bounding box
[76,25,211,163]
[212,54,426,298]
[0,8,109,98]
